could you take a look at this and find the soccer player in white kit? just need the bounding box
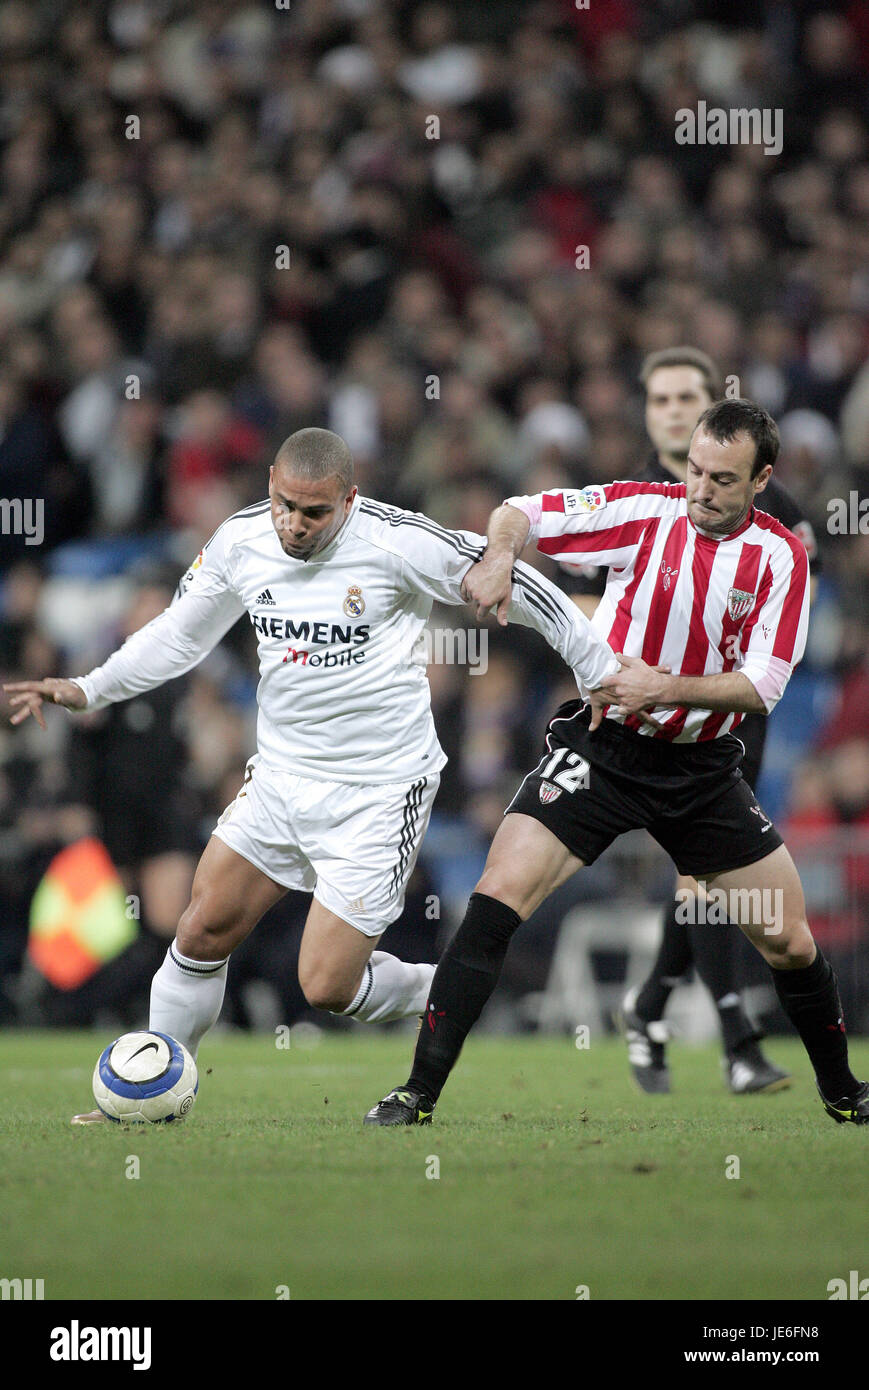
[5,428,620,1121]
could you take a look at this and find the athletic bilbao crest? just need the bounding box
[727,587,754,621]
[539,780,562,804]
[343,584,365,617]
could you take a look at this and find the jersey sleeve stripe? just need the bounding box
[359,498,573,636]
[771,540,809,662]
[510,568,571,635]
[510,573,570,635]
[199,499,271,556]
[541,493,565,513]
[604,480,686,500]
[358,500,484,564]
[537,518,649,557]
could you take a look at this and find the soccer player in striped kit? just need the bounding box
[569,348,819,1097]
[365,398,869,1127]
[4,428,621,1123]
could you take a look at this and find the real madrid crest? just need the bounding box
[343,584,365,617]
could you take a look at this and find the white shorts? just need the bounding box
[212,756,439,937]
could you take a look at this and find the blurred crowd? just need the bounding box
[0,0,868,1027]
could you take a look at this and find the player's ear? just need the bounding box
[753,465,773,495]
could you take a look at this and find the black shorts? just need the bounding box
[732,710,767,792]
[507,702,783,878]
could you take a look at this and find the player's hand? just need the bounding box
[586,683,661,731]
[588,656,671,731]
[460,552,515,625]
[3,678,87,730]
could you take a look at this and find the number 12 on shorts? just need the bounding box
[539,747,591,793]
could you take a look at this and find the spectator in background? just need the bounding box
[166,388,264,531]
[44,567,201,1027]
[0,367,90,566]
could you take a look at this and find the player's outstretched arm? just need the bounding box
[4,677,87,729]
[48,529,246,716]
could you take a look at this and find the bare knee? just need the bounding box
[754,918,816,970]
[298,962,359,1013]
[476,866,538,920]
[176,893,238,962]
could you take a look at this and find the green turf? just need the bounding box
[0,1030,866,1300]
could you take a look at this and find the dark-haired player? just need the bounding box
[365,399,868,1128]
[569,349,819,1096]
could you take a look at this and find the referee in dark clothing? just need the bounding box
[565,348,819,1095]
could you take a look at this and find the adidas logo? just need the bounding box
[256,589,276,606]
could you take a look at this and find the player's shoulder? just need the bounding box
[753,478,819,568]
[749,507,810,567]
[547,480,685,512]
[176,500,271,593]
[353,496,484,563]
[606,478,686,502]
[201,498,272,552]
[195,499,273,568]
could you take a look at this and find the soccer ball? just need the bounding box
[92,1031,198,1123]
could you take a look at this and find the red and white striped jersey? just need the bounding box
[507,481,810,742]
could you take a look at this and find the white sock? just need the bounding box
[149,942,228,1060]
[340,951,434,1024]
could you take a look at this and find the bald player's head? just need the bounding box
[274,428,354,492]
[270,429,356,560]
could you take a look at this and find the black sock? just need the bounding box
[772,951,859,1099]
[688,919,759,1053]
[407,893,522,1103]
[635,897,692,1021]
[717,1002,762,1056]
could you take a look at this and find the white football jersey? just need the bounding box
[73,495,618,783]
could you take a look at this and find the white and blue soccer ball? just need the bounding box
[92,1031,198,1123]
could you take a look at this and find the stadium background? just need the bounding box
[0,0,867,1042]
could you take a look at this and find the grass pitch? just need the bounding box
[1,1029,866,1301]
